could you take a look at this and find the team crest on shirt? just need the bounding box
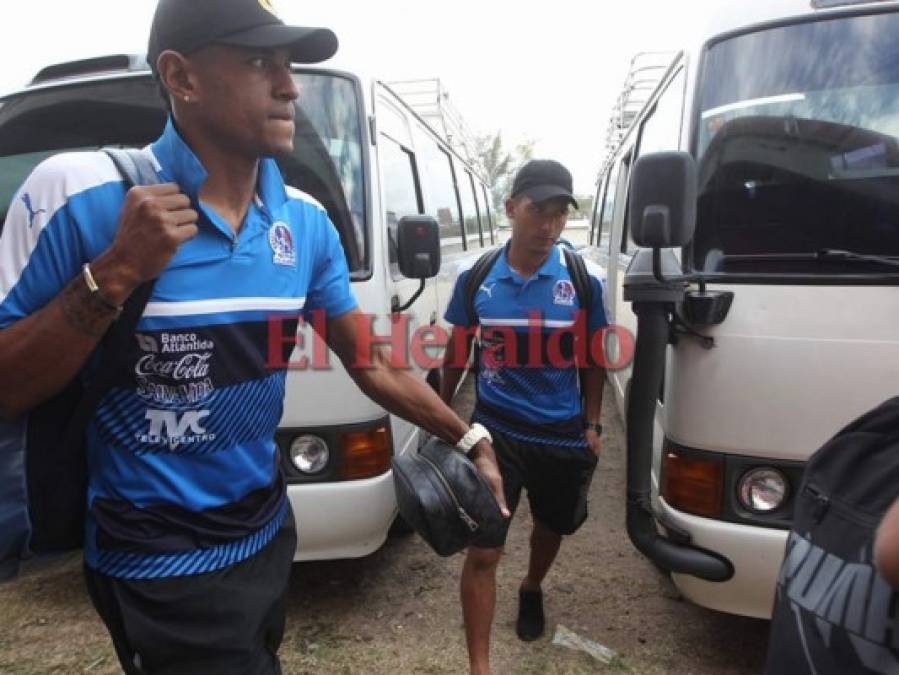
[269,222,296,267]
[552,279,576,306]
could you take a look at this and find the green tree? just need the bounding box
[474,131,535,216]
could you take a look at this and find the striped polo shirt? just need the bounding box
[444,243,608,448]
[0,119,357,579]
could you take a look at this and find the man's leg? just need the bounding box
[521,518,562,593]
[459,424,522,673]
[461,546,503,675]
[517,441,598,640]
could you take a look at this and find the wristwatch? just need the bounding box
[583,421,603,435]
[456,423,492,455]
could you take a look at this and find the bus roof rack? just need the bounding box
[600,51,678,179]
[385,78,479,168]
[30,54,149,86]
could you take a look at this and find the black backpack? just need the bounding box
[1,148,159,579]
[765,396,899,675]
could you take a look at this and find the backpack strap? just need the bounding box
[463,247,503,326]
[562,247,593,325]
[60,149,161,448]
[562,247,595,404]
[103,147,161,188]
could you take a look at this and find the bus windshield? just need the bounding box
[0,72,367,276]
[693,12,899,276]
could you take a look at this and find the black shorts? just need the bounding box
[473,428,598,548]
[84,507,297,675]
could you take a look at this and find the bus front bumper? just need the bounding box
[658,497,788,619]
[287,470,398,562]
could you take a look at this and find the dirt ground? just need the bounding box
[0,380,770,674]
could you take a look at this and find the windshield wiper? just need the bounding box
[720,249,899,269]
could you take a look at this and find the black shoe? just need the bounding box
[516,588,545,641]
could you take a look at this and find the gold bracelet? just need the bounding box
[81,263,123,318]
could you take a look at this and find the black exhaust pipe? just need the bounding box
[626,302,733,582]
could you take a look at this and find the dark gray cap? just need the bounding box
[511,159,578,208]
[147,0,338,74]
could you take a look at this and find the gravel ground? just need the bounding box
[0,379,770,674]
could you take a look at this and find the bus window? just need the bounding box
[695,14,899,275]
[623,70,686,255]
[616,156,633,257]
[599,163,620,260]
[377,99,412,148]
[455,159,481,249]
[481,184,495,245]
[468,171,485,248]
[413,127,465,255]
[380,135,422,275]
[637,69,685,159]
[591,172,609,247]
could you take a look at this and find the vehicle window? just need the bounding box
[590,172,608,246]
[412,127,464,255]
[637,68,686,158]
[694,13,899,275]
[458,167,482,248]
[292,74,367,276]
[0,74,369,276]
[481,184,495,245]
[377,100,412,147]
[617,157,636,256]
[599,163,620,259]
[380,135,421,274]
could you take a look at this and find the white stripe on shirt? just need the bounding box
[143,297,306,317]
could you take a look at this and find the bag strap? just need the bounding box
[61,148,161,447]
[103,147,161,188]
[463,247,503,326]
[562,247,594,405]
[562,247,593,323]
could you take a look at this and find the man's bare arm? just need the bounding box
[875,497,899,588]
[440,330,473,405]
[0,184,198,420]
[320,309,509,516]
[582,365,606,455]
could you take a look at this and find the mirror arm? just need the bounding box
[391,279,427,313]
[652,247,666,284]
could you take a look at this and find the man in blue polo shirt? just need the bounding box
[0,1,507,672]
[441,160,608,675]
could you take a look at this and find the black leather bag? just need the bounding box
[392,437,505,556]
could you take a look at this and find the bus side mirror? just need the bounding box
[397,215,441,279]
[628,151,697,248]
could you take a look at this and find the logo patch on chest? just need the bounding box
[269,222,296,267]
[552,279,576,306]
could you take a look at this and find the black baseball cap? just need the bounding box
[147,0,338,74]
[511,159,578,208]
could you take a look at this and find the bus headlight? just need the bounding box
[290,435,330,474]
[738,468,788,513]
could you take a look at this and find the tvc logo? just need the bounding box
[143,410,212,450]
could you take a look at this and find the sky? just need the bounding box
[0,0,730,194]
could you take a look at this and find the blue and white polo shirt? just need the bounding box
[0,119,357,579]
[444,243,608,448]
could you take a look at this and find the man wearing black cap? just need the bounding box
[0,0,508,672]
[441,160,608,674]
